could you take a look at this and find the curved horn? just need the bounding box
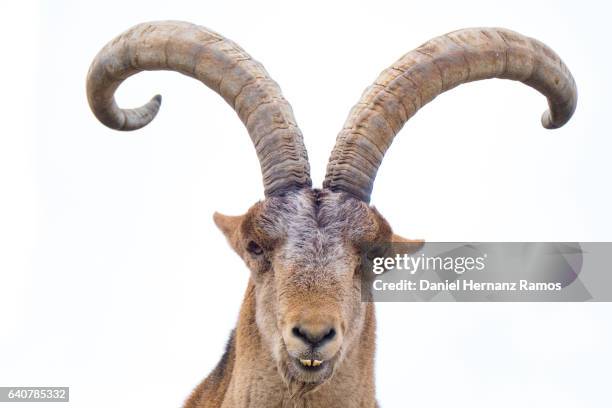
[323,28,577,202]
[87,21,311,196]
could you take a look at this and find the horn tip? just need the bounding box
[541,110,563,130]
[119,94,163,131]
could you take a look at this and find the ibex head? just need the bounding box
[210,189,420,387]
[87,21,576,393]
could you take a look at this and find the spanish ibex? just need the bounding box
[87,21,577,407]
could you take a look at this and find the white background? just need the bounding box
[1,0,611,407]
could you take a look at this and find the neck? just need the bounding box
[185,282,378,408]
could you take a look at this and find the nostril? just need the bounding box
[292,326,304,339]
[323,328,336,342]
[292,326,316,344]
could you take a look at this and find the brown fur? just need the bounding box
[184,189,420,407]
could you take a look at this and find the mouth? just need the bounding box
[281,345,338,384]
[297,358,326,372]
[287,354,336,383]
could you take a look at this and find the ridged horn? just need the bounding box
[87,21,311,197]
[324,28,577,202]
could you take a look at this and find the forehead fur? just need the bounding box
[245,189,390,268]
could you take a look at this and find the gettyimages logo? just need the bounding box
[372,252,487,275]
[360,242,612,302]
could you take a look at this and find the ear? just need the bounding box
[213,211,244,243]
[390,233,424,254]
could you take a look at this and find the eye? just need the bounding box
[246,240,264,256]
[365,244,387,261]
